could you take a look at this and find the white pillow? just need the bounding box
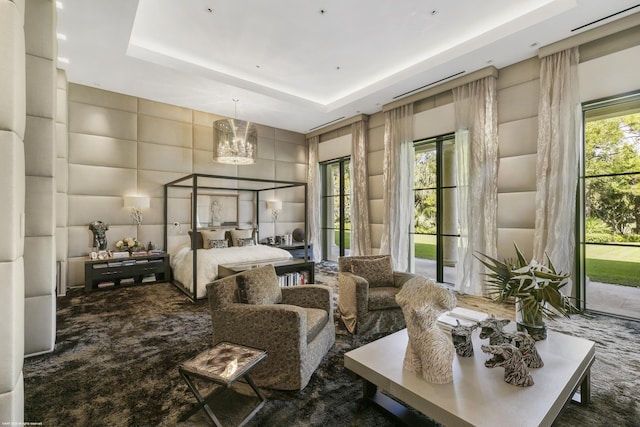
[230,229,253,246]
[201,229,226,249]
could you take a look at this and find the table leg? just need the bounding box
[179,370,224,426]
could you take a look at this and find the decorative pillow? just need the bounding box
[187,231,204,249]
[230,228,254,246]
[201,230,226,249]
[350,256,394,288]
[238,265,282,305]
[236,237,255,247]
[208,239,228,249]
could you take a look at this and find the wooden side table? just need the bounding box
[178,342,267,426]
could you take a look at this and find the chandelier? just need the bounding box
[212,99,257,165]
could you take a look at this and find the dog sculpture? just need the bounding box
[395,276,457,384]
[479,315,511,345]
[504,331,544,368]
[451,320,478,357]
[481,343,534,387]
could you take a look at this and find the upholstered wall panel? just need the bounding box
[193,124,213,151]
[0,0,26,139]
[25,176,55,237]
[0,258,24,390]
[55,193,67,227]
[55,227,67,261]
[497,79,539,125]
[192,150,239,175]
[68,133,137,168]
[275,140,307,164]
[368,175,383,200]
[497,192,537,229]
[56,68,68,295]
[137,170,195,198]
[24,115,55,176]
[498,117,538,158]
[68,164,137,196]
[68,85,137,112]
[368,199,385,225]
[138,142,193,173]
[497,154,537,193]
[55,122,67,158]
[138,99,192,123]
[138,115,192,148]
[24,294,55,356]
[367,149,384,176]
[55,158,67,192]
[25,55,55,119]
[67,195,130,226]
[498,228,535,259]
[0,133,25,262]
[24,236,54,297]
[23,0,55,59]
[68,102,136,140]
[275,161,306,182]
[0,372,23,422]
[257,136,276,159]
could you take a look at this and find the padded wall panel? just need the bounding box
[368,124,384,152]
[56,122,67,158]
[0,0,26,138]
[138,99,192,123]
[192,149,238,175]
[497,228,535,260]
[498,117,538,158]
[67,225,136,258]
[275,128,304,144]
[497,154,537,193]
[68,83,137,112]
[0,258,24,390]
[24,0,55,60]
[136,225,164,252]
[413,103,455,141]
[275,161,306,182]
[68,164,137,196]
[68,133,137,168]
[0,372,23,424]
[368,150,384,176]
[274,185,304,202]
[67,195,127,226]
[55,193,67,227]
[370,224,383,251]
[138,141,192,173]
[55,227,67,261]
[56,91,67,126]
[25,55,54,119]
[368,175,383,200]
[497,79,539,123]
[25,176,54,237]
[368,199,385,225]
[137,170,194,198]
[236,159,274,180]
[256,124,275,140]
[496,57,539,90]
[277,202,305,223]
[497,192,536,229]
[66,256,84,287]
[24,115,55,176]
[0,132,25,261]
[257,136,276,160]
[193,110,223,127]
[24,294,55,356]
[138,115,192,148]
[68,102,136,141]
[275,140,306,163]
[166,198,192,229]
[141,197,167,225]
[193,124,213,152]
[23,236,54,297]
[55,158,67,192]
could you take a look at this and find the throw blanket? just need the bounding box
[171,244,292,298]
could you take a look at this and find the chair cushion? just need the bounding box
[351,256,393,288]
[239,265,282,305]
[368,287,401,311]
[303,307,328,342]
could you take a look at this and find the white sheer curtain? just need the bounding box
[534,47,580,295]
[453,76,499,295]
[307,136,322,261]
[381,104,414,271]
[350,120,372,256]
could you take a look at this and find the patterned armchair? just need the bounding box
[206,265,335,390]
[338,255,417,336]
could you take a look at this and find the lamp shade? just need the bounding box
[123,196,150,209]
[213,118,257,164]
[266,200,282,210]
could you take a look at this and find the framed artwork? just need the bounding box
[192,193,239,229]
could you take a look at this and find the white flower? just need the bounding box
[116,240,123,248]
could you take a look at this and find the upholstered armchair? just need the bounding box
[338,255,416,336]
[206,265,335,391]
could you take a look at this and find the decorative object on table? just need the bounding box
[147,241,154,251]
[123,195,150,226]
[89,220,109,250]
[292,227,304,243]
[395,276,457,384]
[451,320,478,357]
[479,315,511,345]
[476,243,583,341]
[481,343,534,387]
[115,237,143,254]
[504,331,544,368]
[209,199,222,226]
[267,200,282,233]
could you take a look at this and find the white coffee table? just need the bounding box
[344,328,595,427]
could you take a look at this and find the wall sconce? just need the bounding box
[123,196,150,226]
[266,200,282,223]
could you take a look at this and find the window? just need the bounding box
[321,157,351,261]
[413,134,457,284]
[580,91,640,318]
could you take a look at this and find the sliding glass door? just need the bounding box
[321,158,351,261]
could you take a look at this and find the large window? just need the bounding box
[580,92,640,318]
[321,158,351,261]
[413,134,457,284]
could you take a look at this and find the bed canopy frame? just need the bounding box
[164,173,308,300]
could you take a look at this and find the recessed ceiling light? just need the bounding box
[206,7,213,13]
[256,65,260,68]
[431,10,438,16]
[336,66,340,70]
[530,42,538,47]
[56,1,63,9]
[57,33,67,40]
[57,57,69,64]
[319,9,326,15]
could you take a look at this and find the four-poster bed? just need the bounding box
[163,173,309,300]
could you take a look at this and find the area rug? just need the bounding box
[23,262,639,426]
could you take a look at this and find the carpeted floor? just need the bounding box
[23,262,639,427]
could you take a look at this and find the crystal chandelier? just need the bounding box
[212,99,257,165]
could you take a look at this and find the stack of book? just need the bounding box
[97,281,115,289]
[141,273,156,283]
[437,307,489,332]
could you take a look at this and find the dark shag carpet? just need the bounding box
[23,262,639,427]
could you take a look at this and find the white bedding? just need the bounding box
[170,244,292,298]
